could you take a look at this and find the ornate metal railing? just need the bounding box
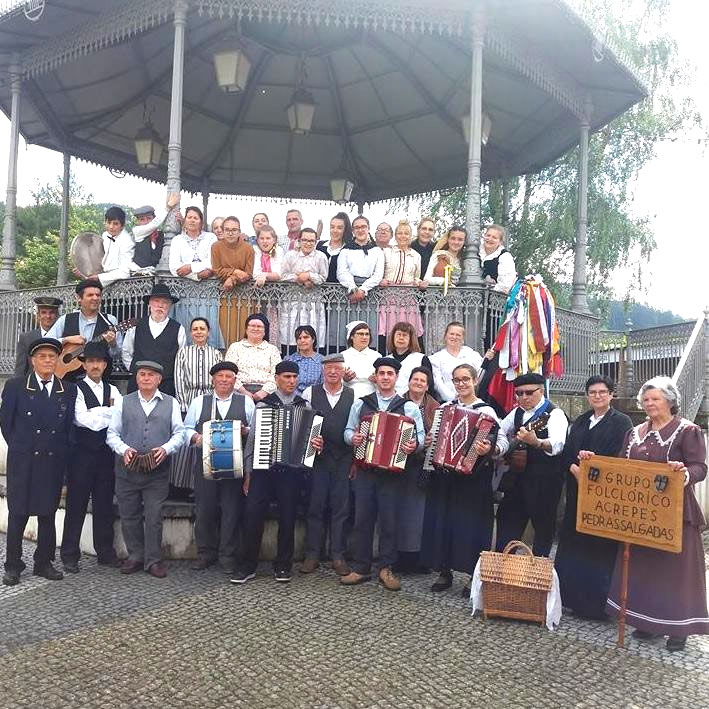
[671,314,708,423]
[0,277,599,394]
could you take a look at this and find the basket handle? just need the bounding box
[501,540,534,558]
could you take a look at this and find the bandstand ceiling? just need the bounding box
[0,0,647,202]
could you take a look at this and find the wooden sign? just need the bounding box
[577,455,684,554]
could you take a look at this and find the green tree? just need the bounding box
[16,232,60,288]
[420,0,703,314]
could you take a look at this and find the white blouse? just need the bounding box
[169,231,217,280]
[479,244,517,293]
[252,245,284,279]
[382,246,421,284]
[429,346,484,402]
[342,346,380,399]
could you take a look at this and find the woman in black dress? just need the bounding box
[555,375,632,619]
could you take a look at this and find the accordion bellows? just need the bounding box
[354,411,416,473]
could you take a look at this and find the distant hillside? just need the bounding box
[603,301,686,330]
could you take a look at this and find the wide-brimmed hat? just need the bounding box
[78,341,111,362]
[143,282,179,304]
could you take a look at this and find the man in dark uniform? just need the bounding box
[341,357,424,591]
[184,361,255,574]
[14,296,62,377]
[495,372,568,557]
[45,279,121,381]
[60,341,122,573]
[299,352,354,577]
[231,361,322,585]
[1,338,77,586]
[129,195,179,274]
[121,282,186,396]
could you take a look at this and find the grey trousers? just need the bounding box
[304,465,351,561]
[193,473,243,566]
[115,468,169,570]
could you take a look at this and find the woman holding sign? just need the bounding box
[555,376,632,619]
[584,376,708,652]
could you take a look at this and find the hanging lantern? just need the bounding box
[213,45,251,93]
[462,112,492,146]
[286,87,316,135]
[330,177,354,204]
[134,121,163,169]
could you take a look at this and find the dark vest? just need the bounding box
[64,311,110,339]
[75,378,111,450]
[481,248,509,282]
[196,394,248,428]
[311,385,354,467]
[131,317,181,381]
[513,401,559,474]
[359,392,407,417]
[133,231,164,268]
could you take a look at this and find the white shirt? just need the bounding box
[429,346,484,402]
[500,399,568,456]
[33,372,55,397]
[130,207,170,273]
[302,384,344,409]
[121,317,187,370]
[46,311,122,358]
[479,244,517,294]
[99,228,134,287]
[342,346,380,399]
[74,378,123,431]
[183,392,256,442]
[169,231,217,280]
[106,389,184,456]
[336,246,384,294]
[252,244,284,279]
[588,410,608,430]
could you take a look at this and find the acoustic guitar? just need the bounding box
[504,411,551,473]
[55,318,136,378]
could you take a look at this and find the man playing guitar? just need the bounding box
[46,279,121,380]
[495,372,568,557]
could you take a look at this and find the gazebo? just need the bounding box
[0,0,646,311]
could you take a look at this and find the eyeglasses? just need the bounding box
[588,389,610,397]
[452,377,473,385]
[515,388,541,398]
[353,224,368,230]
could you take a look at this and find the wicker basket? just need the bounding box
[480,540,553,626]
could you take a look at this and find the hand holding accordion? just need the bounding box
[126,450,161,473]
[354,412,417,473]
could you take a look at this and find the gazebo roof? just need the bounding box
[0,0,647,202]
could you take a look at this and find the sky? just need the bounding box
[0,1,706,320]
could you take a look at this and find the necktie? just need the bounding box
[41,380,50,398]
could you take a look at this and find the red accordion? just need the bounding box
[354,412,417,473]
[427,405,497,475]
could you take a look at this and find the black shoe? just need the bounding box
[431,571,453,593]
[191,557,216,571]
[2,571,20,586]
[274,567,292,583]
[230,570,256,585]
[632,629,657,641]
[666,636,687,652]
[63,562,80,574]
[33,564,63,581]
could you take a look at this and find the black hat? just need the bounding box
[28,337,62,357]
[143,282,179,304]
[210,361,239,376]
[133,205,156,218]
[374,356,401,373]
[75,278,103,295]
[134,360,164,375]
[275,360,299,375]
[512,372,546,387]
[33,296,62,309]
[78,341,110,362]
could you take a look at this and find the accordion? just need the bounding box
[252,405,323,470]
[424,405,497,475]
[354,411,417,473]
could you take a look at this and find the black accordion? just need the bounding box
[252,405,323,470]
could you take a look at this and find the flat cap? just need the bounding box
[210,361,239,376]
[133,205,156,217]
[134,360,164,375]
[275,360,299,375]
[373,357,401,373]
[28,337,62,356]
[322,353,345,364]
[512,372,545,387]
[33,296,62,308]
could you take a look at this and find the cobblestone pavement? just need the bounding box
[1,537,708,709]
